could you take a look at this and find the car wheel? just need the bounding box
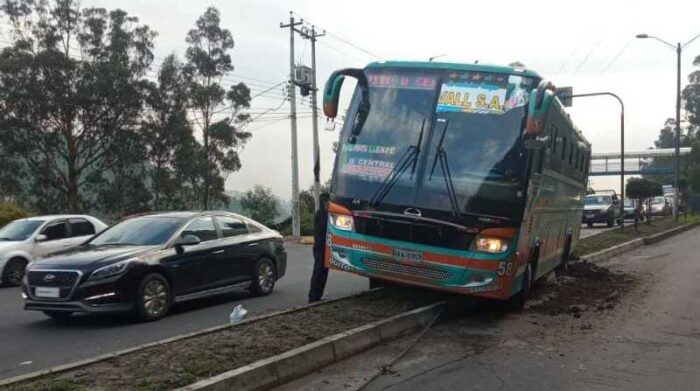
[507,263,532,312]
[43,311,73,319]
[136,273,171,322]
[2,258,27,287]
[250,258,276,296]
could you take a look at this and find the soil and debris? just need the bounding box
[527,261,637,317]
[3,288,441,391]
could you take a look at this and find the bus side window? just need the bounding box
[550,125,558,153]
[568,143,573,166]
[575,149,580,170]
[561,137,567,160]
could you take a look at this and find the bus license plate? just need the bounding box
[35,287,60,298]
[393,248,423,263]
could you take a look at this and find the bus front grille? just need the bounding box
[361,258,453,281]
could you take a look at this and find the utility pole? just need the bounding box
[281,12,303,237]
[300,26,325,210]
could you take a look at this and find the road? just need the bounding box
[280,226,700,391]
[0,244,367,380]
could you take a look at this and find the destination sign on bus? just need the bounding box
[367,73,437,90]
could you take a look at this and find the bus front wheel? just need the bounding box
[507,263,532,312]
[369,278,388,289]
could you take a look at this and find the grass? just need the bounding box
[574,214,700,257]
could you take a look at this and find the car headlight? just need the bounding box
[472,237,510,253]
[88,258,136,281]
[329,213,354,231]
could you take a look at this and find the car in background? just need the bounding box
[623,199,644,222]
[22,211,287,321]
[0,215,107,286]
[582,192,622,227]
[649,196,671,216]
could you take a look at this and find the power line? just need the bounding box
[571,35,606,77]
[598,38,634,76]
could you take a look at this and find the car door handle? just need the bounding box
[212,250,225,254]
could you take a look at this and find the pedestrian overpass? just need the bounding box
[589,147,691,176]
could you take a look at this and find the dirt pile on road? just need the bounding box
[527,261,636,317]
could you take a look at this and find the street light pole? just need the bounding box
[674,42,681,221]
[636,32,700,221]
[566,92,625,230]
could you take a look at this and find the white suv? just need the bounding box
[0,215,107,286]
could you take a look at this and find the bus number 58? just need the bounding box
[497,262,513,276]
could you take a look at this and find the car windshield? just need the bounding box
[89,216,185,246]
[0,220,44,241]
[585,196,611,205]
[333,67,534,220]
[652,197,666,204]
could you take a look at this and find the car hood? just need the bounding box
[584,204,610,211]
[30,245,158,271]
[0,241,21,254]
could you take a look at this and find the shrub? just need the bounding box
[0,203,30,228]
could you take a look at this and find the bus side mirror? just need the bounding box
[525,80,556,137]
[323,68,370,143]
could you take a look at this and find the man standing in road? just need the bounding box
[308,192,331,303]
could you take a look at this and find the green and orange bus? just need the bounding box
[322,61,591,307]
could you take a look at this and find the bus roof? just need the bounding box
[366,61,542,79]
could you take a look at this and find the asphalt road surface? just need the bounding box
[279,226,700,391]
[0,243,367,380]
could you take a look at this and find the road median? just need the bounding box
[0,288,442,391]
[578,217,700,263]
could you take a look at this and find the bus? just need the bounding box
[322,61,591,308]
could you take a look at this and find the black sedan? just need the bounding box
[21,212,287,321]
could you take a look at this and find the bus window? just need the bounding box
[569,143,573,165]
[550,125,558,153]
[561,137,567,160]
[575,149,580,170]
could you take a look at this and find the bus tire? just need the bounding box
[586,223,593,228]
[606,219,614,227]
[507,262,532,312]
[369,278,387,289]
[558,236,572,272]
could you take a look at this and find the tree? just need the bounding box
[142,54,198,210]
[0,0,156,212]
[184,7,252,209]
[240,185,279,227]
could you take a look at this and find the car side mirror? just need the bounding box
[35,234,48,243]
[175,234,200,254]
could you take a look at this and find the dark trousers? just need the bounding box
[308,248,328,303]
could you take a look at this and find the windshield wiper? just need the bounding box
[369,119,426,207]
[428,119,460,216]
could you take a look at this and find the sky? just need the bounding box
[80,0,700,198]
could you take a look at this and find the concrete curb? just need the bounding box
[642,221,700,245]
[174,302,445,391]
[0,288,381,387]
[580,238,644,263]
[580,221,700,263]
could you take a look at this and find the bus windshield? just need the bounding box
[333,67,534,220]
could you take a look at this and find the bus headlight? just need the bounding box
[473,237,510,253]
[330,214,354,231]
